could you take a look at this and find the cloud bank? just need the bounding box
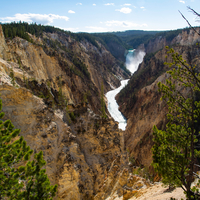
[0,13,69,25]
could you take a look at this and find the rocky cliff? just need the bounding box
[139,28,200,54]
[1,24,130,114]
[0,24,133,200]
[0,83,126,199]
[117,28,200,167]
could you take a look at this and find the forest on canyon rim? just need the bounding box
[1,8,200,200]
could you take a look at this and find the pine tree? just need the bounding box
[9,68,15,86]
[0,99,57,199]
[152,47,200,200]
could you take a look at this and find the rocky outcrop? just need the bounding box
[95,166,152,200]
[0,25,9,59]
[0,83,127,199]
[173,28,200,46]
[139,28,200,54]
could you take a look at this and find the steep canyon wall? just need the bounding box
[0,25,131,199]
[117,28,200,167]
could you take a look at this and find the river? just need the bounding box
[105,79,129,130]
[105,49,145,130]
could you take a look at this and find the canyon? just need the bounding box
[1,22,200,200]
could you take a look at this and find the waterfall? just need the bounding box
[106,49,145,130]
[125,49,146,74]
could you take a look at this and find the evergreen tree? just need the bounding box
[152,47,200,200]
[9,68,15,86]
[0,99,57,199]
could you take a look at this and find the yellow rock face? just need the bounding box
[0,25,9,59]
[0,24,131,199]
[0,83,127,199]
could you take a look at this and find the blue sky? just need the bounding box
[0,0,199,33]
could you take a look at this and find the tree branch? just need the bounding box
[179,10,200,36]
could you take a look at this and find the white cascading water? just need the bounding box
[106,49,145,130]
[125,49,146,74]
[106,79,129,130]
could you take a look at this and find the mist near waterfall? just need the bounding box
[125,50,146,74]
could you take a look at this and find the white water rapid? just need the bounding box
[106,80,129,130]
[106,49,145,130]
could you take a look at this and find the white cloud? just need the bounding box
[105,20,148,28]
[123,3,131,6]
[116,7,132,14]
[179,0,185,3]
[0,13,69,25]
[104,3,114,6]
[140,6,146,11]
[68,10,75,14]
[76,3,82,5]
[93,4,96,6]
